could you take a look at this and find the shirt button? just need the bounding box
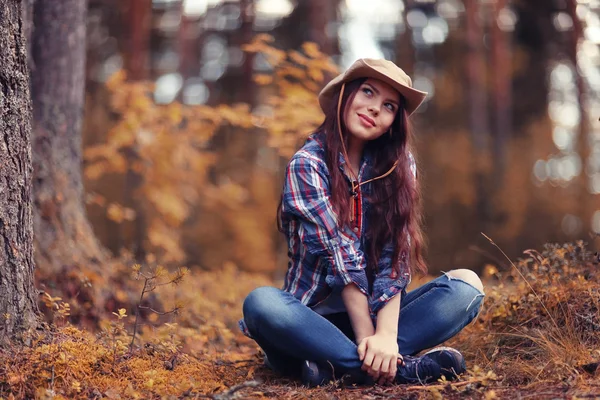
[353,227,359,232]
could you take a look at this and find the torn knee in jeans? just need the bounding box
[443,269,485,294]
[442,269,486,313]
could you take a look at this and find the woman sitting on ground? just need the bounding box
[239,58,485,387]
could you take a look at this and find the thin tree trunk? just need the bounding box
[240,0,255,104]
[566,0,589,228]
[490,0,512,183]
[124,0,151,81]
[308,0,333,55]
[396,0,415,76]
[31,0,108,275]
[465,0,491,227]
[123,0,152,260]
[178,6,201,84]
[0,0,41,342]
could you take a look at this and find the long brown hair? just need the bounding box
[322,78,426,277]
[279,78,427,277]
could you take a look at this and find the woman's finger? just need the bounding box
[357,339,367,361]
[369,355,383,381]
[397,353,405,366]
[361,349,375,371]
[379,355,393,385]
[387,357,397,385]
[378,358,392,386]
[379,355,390,375]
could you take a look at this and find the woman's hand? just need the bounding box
[357,333,400,385]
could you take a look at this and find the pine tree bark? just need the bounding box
[31,0,108,275]
[0,0,41,341]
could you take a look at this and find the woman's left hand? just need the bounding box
[357,333,399,385]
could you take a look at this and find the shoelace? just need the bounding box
[401,355,439,385]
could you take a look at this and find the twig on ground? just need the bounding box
[129,278,148,352]
[214,358,256,366]
[405,378,485,391]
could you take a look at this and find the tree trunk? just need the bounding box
[31,0,108,275]
[0,0,41,341]
[490,0,512,183]
[396,0,415,76]
[308,0,334,55]
[123,0,152,260]
[123,0,151,81]
[465,0,492,228]
[178,4,201,84]
[566,0,590,229]
[239,0,255,104]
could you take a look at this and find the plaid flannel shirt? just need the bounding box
[239,132,414,337]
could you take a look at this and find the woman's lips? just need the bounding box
[358,113,376,127]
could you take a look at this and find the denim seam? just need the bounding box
[399,285,443,315]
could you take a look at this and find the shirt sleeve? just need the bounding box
[370,151,417,314]
[370,243,410,314]
[281,153,369,296]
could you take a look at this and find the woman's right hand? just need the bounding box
[357,333,400,385]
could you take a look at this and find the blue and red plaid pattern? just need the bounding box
[239,132,414,337]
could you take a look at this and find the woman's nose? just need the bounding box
[368,105,379,115]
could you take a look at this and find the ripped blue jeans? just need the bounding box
[241,273,485,378]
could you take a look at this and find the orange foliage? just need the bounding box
[85,36,338,271]
[4,240,600,398]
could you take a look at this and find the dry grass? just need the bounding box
[1,240,599,399]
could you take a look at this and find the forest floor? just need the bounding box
[1,241,600,399]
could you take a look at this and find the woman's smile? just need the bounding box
[358,113,376,127]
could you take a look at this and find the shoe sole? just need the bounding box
[422,347,466,379]
[302,360,330,387]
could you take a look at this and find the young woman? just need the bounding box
[239,58,485,387]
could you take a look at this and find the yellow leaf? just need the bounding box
[289,50,309,66]
[155,265,167,278]
[308,68,324,83]
[302,42,322,58]
[107,203,125,223]
[106,69,126,91]
[253,74,273,85]
[71,380,81,393]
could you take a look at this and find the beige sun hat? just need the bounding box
[318,58,428,116]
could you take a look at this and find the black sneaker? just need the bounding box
[421,347,466,380]
[301,360,333,387]
[396,354,442,384]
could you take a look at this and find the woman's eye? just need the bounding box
[362,87,373,96]
[384,103,395,112]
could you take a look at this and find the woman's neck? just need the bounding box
[346,136,365,179]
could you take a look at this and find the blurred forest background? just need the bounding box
[2,1,600,398]
[80,0,600,276]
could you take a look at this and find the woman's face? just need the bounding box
[343,78,401,143]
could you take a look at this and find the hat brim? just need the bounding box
[318,59,428,116]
